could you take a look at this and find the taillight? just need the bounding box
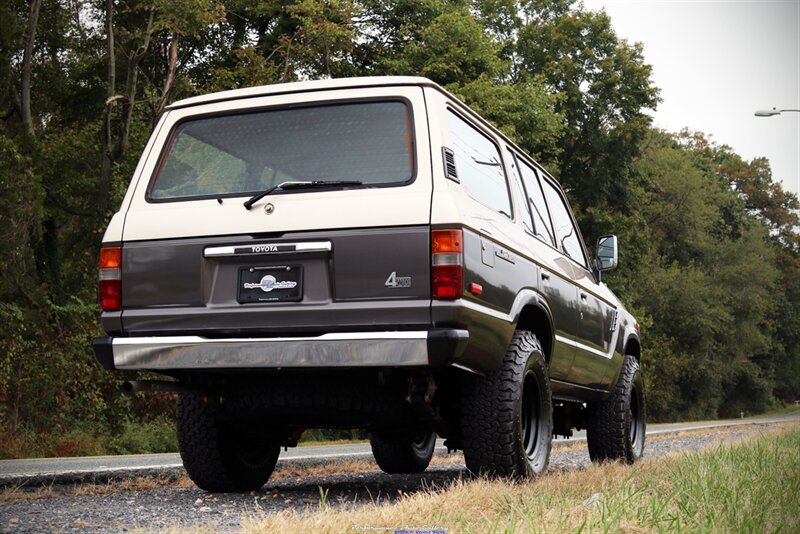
[99,246,122,311]
[432,229,463,300]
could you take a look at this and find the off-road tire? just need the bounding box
[461,330,553,477]
[177,393,280,492]
[370,430,437,474]
[586,353,646,463]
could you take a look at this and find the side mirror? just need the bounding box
[594,235,618,272]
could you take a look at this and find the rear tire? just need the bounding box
[461,330,553,477]
[177,393,280,492]
[370,430,437,474]
[586,353,646,463]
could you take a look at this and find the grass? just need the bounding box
[0,417,178,459]
[238,425,800,533]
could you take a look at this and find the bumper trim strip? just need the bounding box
[98,330,468,370]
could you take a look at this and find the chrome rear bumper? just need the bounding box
[92,330,468,371]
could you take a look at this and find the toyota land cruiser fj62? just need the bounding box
[92,76,645,492]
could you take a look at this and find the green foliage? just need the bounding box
[389,9,506,85]
[0,0,798,457]
[0,134,44,302]
[662,429,800,532]
[148,0,227,36]
[615,130,792,421]
[208,46,282,91]
[449,76,565,165]
[0,417,178,459]
[516,3,660,244]
[106,417,178,455]
[301,428,369,444]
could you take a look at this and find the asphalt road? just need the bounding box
[2,410,797,487]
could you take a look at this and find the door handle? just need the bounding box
[541,272,550,281]
[580,293,587,301]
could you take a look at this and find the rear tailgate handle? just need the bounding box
[204,241,332,258]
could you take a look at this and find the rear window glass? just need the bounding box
[149,101,414,201]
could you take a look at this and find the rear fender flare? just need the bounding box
[509,290,555,364]
[606,322,641,387]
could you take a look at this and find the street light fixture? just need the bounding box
[754,108,799,199]
[755,108,800,117]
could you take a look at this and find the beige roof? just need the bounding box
[168,76,442,110]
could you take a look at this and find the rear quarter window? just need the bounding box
[446,110,512,218]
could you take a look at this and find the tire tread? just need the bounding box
[461,330,552,477]
[586,354,645,463]
[370,432,436,474]
[177,393,278,492]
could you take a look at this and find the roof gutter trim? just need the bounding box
[166,78,443,111]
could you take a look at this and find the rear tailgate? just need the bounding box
[113,85,433,335]
[118,226,431,335]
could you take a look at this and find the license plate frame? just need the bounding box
[237,265,303,303]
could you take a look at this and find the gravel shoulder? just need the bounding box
[0,422,796,533]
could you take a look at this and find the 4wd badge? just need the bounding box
[385,272,412,288]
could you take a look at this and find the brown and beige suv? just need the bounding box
[92,76,645,492]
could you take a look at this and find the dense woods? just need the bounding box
[1,0,798,457]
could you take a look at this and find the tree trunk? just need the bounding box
[20,0,41,138]
[155,32,179,118]
[112,8,154,162]
[99,0,116,213]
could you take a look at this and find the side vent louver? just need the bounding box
[442,147,459,182]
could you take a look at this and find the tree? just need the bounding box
[20,0,40,138]
[616,130,787,420]
[516,2,659,242]
[387,8,506,85]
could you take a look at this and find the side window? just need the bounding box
[507,151,535,234]
[515,156,555,246]
[541,180,588,268]
[446,110,512,217]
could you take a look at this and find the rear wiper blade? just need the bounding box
[281,180,362,190]
[243,180,362,210]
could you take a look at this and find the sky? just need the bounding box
[582,0,800,197]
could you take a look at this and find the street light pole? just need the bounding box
[755,108,800,117]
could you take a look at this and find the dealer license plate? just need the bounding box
[237,265,303,303]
